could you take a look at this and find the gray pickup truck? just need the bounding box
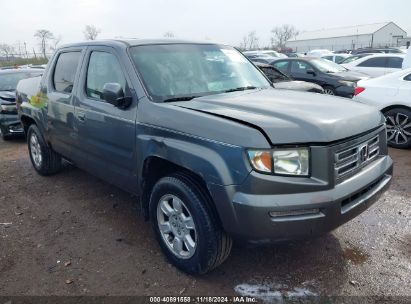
[16,39,393,274]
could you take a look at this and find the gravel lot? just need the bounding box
[0,137,410,300]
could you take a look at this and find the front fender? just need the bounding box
[136,123,252,187]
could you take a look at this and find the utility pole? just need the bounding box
[24,42,28,58]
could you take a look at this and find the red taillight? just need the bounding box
[354,87,365,96]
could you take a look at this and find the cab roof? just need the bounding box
[60,39,220,50]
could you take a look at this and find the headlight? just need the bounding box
[338,80,356,87]
[247,148,310,176]
[273,148,309,176]
[0,104,17,114]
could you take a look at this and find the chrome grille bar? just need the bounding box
[334,135,380,179]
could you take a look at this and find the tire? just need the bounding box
[149,173,232,275]
[0,126,11,140]
[27,124,62,175]
[323,86,335,95]
[384,107,411,149]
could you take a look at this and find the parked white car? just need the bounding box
[402,48,411,69]
[342,54,405,78]
[353,68,411,148]
[322,54,350,64]
[243,50,287,58]
[306,49,333,57]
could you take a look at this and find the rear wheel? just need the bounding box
[149,173,232,274]
[384,108,411,149]
[27,124,62,175]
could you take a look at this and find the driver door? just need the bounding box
[73,46,138,192]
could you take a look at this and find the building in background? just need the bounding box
[286,22,407,52]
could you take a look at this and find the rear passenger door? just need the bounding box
[386,57,404,74]
[46,48,84,159]
[356,57,387,77]
[74,46,138,192]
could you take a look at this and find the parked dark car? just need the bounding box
[17,40,392,274]
[0,68,43,139]
[254,62,324,93]
[269,57,369,97]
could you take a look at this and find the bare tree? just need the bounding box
[51,35,62,51]
[239,31,259,50]
[34,29,54,59]
[83,25,101,40]
[163,31,175,38]
[270,24,299,49]
[0,43,15,61]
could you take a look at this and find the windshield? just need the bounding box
[341,55,363,64]
[130,44,270,102]
[311,58,347,73]
[0,72,39,91]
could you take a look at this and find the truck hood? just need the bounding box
[174,89,384,144]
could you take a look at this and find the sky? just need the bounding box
[1,0,411,53]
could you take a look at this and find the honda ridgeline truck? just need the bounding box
[16,40,393,274]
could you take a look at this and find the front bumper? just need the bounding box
[0,113,24,136]
[212,155,393,243]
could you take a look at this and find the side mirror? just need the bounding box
[102,83,131,109]
[306,69,316,76]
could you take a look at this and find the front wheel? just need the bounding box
[384,108,411,149]
[27,124,62,175]
[323,86,335,95]
[149,173,232,274]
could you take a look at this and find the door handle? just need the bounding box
[77,112,86,122]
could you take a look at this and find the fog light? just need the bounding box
[269,208,320,218]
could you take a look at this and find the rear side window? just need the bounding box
[86,51,126,100]
[404,74,411,81]
[290,61,311,73]
[358,57,386,68]
[272,61,289,73]
[386,57,403,68]
[53,52,81,93]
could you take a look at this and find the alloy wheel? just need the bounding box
[386,112,411,145]
[30,133,42,168]
[157,194,197,259]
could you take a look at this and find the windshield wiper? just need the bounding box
[162,96,199,103]
[224,86,257,93]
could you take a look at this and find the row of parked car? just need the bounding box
[244,48,411,148]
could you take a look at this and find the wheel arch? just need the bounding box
[140,156,222,226]
[381,104,411,114]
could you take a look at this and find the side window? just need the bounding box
[86,51,127,100]
[323,56,333,61]
[404,74,411,81]
[53,52,81,93]
[272,61,289,73]
[290,60,311,73]
[358,57,386,68]
[386,57,403,68]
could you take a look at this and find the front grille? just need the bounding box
[334,135,380,180]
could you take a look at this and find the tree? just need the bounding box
[239,31,259,50]
[83,25,101,40]
[270,24,299,49]
[163,31,175,38]
[51,35,62,51]
[34,29,54,59]
[0,44,15,61]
